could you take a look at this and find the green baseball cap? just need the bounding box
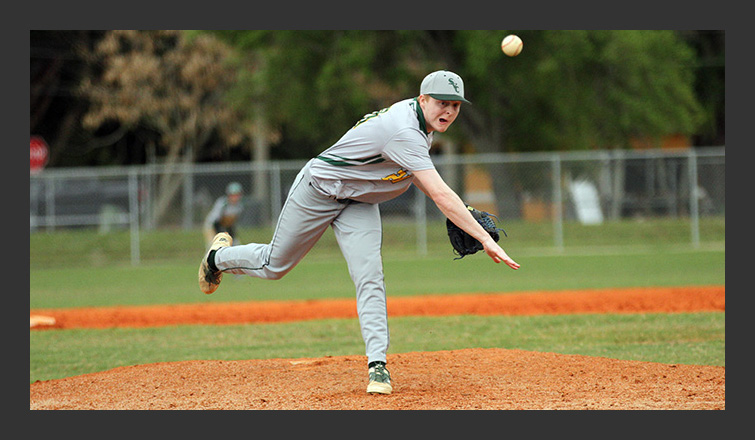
[420,70,471,104]
[226,182,242,195]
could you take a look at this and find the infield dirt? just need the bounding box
[30,286,725,410]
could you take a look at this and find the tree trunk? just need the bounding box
[253,104,271,222]
[151,123,210,227]
[151,148,194,227]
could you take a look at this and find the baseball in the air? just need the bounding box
[501,34,523,57]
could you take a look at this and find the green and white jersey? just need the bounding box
[309,98,436,204]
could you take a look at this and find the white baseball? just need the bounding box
[501,34,523,57]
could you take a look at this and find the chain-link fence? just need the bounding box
[30,147,724,264]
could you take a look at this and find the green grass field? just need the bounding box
[30,217,725,383]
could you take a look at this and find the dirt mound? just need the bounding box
[29,285,725,410]
[29,348,725,410]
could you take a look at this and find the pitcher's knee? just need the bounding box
[261,266,292,281]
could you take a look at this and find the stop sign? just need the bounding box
[30,136,49,173]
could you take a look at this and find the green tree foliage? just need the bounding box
[211,30,432,157]
[213,30,704,156]
[462,30,704,151]
[30,30,714,168]
[678,30,725,146]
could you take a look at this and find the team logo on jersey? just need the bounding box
[448,78,460,93]
[382,168,411,184]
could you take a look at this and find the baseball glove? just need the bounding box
[447,205,507,260]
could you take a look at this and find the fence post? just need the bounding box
[45,174,56,232]
[688,149,700,248]
[128,169,141,265]
[552,153,564,251]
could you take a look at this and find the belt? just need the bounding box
[308,181,360,205]
[336,198,360,205]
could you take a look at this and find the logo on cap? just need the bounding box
[448,78,460,93]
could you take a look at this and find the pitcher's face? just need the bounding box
[419,95,461,133]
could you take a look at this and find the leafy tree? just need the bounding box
[212,30,703,154]
[33,30,713,221]
[457,30,705,216]
[78,30,254,224]
[32,30,715,168]
[210,30,431,158]
[212,30,705,216]
[678,30,725,146]
[453,30,703,152]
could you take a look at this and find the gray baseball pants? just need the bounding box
[213,162,389,364]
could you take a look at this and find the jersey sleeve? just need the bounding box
[382,129,435,172]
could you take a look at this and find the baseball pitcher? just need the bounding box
[199,71,520,395]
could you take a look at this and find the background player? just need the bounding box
[199,71,520,394]
[203,182,244,246]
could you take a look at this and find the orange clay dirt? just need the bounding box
[30,286,725,410]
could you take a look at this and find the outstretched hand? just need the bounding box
[483,238,520,269]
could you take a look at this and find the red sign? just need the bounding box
[30,136,49,173]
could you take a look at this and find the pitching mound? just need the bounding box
[30,286,725,410]
[29,348,724,410]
